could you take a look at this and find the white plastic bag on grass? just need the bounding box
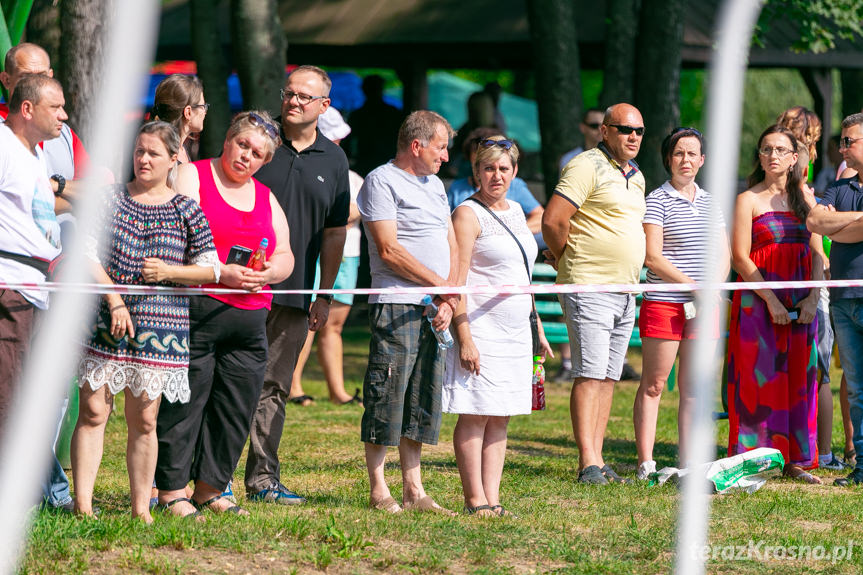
[649,447,785,494]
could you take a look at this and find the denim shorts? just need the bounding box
[559,291,636,380]
[360,303,445,446]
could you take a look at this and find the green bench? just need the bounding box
[532,263,645,348]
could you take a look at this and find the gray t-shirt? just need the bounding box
[358,161,450,304]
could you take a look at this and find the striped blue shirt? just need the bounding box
[643,181,724,302]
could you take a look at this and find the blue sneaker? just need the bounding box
[221,480,236,503]
[246,481,307,505]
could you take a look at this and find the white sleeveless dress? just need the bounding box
[443,199,537,416]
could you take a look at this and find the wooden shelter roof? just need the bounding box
[157,0,863,69]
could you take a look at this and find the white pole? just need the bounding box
[674,1,764,573]
[0,2,160,572]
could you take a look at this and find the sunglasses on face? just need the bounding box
[608,124,645,136]
[839,136,863,150]
[584,122,602,130]
[758,146,793,157]
[478,138,514,150]
[280,89,326,106]
[248,112,279,141]
[191,103,210,112]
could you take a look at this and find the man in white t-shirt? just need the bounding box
[358,110,460,514]
[0,74,66,435]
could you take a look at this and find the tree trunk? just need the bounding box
[191,0,232,158]
[526,0,583,199]
[599,0,639,107]
[59,0,112,137]
[635,0,683,192]
[841,69,863,119]
[230,0,286,118]
[25,0,60,73]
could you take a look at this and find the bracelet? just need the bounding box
[109,303,126,312]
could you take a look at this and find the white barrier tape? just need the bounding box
[1,278,862,297]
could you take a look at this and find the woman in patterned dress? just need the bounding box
[728,125,824,483]
[72,122,219,521]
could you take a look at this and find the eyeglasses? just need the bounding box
[672,126,702,137]
[280,89,326,106]
[478,138,514,150]
[191,103,210,112]
[758,146,793,157]
[608,124,645,136]
[584,122,602,130]
[248,112,279,141]
[839,136,863,150]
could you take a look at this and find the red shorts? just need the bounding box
[638,299,719,341]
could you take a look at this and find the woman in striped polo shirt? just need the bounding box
[633,127,729,480]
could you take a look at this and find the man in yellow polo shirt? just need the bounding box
[542,103,646,485]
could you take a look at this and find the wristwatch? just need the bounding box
[318,294,333,303]
[50,174,66,196]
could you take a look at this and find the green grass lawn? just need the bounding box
[22,313,863,574]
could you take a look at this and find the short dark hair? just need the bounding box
[8,74,60,115]
[841,112,863,131]
[582,107,603,123]
[661,127,704,174]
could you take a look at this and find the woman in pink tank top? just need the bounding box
[154,111,293,518]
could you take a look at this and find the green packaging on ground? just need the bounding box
[649,448,785,494]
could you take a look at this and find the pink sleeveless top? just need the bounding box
[195,159,275,310]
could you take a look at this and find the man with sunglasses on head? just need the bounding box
[807,112,863,488]
[244,65,350,505]
[542,103,647,485]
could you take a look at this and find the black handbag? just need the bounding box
[467,197,542,355]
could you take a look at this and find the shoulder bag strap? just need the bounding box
[466,197,531,283]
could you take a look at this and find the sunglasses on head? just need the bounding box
[478,138,514,150]
[248,112,279,141]
[608,124,645,136]
[672,126,702,137]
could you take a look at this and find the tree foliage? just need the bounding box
[759,0,863,53]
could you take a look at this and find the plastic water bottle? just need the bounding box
[248,238,268,271]
[532,355,546,411]
[421,295,454,349]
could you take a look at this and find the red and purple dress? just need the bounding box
[727,211,818,468]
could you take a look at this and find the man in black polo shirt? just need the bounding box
[244,65,350,504]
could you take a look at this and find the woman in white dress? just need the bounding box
[446,135,552,517]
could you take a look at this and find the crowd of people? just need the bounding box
[2,40,863,522]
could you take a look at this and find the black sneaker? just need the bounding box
[834,468,863,487]
[578,465,609,485]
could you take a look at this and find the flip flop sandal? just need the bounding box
[340,389,363,405]
[194,494,247,515]
[289,394,314,406]
[490,504,518,518]
[157,497,204,520]
[464,504,497,517]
